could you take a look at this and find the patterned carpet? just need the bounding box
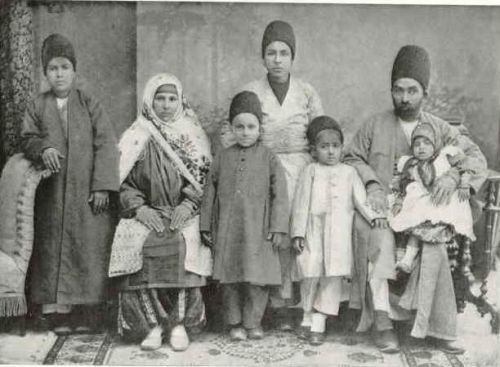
[40,330,477,366]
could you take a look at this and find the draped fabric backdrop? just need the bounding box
[136,2,500,168]
[0,0,34,169]
[0,2,499,170]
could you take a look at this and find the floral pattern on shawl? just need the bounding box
[141,73,212,187]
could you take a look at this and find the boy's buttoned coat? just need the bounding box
[200,142,289,285]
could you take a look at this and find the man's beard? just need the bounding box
[394,100,423,121]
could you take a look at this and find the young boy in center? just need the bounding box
[200,91,289,341]
[291,116,385,345]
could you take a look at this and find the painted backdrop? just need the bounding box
[137,2,500,167]
[27,2,500,169]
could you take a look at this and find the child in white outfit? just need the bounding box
[291,116,385,346]
[389,122,475,272]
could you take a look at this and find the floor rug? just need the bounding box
[42,330,477,367]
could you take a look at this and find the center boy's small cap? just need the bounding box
[229,91,263,123]
[306,115,344,144]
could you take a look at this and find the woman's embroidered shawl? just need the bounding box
[109,73,212,278]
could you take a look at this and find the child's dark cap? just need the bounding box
[229,91,263,124]
[307,115,344,144]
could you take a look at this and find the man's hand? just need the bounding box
[200,231,214,249]
[372,218,389,229]
[292,237,305,254]
[136,206,164,233]
[366,183,388,214]
[170,204,191,230]
[89,191,109,214]
[457,187,471,202]
[42,148,64,173]
[268,232,287,252]
[431,174,458,206]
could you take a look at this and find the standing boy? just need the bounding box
[201,91,289,340]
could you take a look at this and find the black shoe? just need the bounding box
[296,326,310,340]
[309,332,325,346]
[374,329,400,354]
[274,308,294,332]
[48,314,73,336]
[429,338,465,355]
[71,306,101,334]
[32,314,51,332]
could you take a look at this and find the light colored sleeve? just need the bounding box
[304,82,324,121]
[290,164,314,238]
[352,168,386,222]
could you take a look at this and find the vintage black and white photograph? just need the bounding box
[0,0,499,366]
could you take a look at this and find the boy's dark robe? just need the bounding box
[200,142,289,285]
[20,87,119,305]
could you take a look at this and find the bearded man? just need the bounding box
[344,45,487,354]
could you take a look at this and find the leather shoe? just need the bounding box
[432,338,465,355]
[247,326,264,340]
[374,329,400,353]
[309,332,325,346]
[229,327,247,341]
[277,320,294,332]
[49,314,73,336]
[296,326,310,340]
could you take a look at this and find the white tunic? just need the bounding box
[291,163,382,278]
[389,145,476,241]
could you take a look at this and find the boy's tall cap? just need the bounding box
[229,91,263,123]
[262,20,296,60]
[42,34,76,73]
[411,122,436,147]
[391,45,430,90]
[307,115,344,144]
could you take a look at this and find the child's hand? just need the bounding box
[292,237,305,254]
[136,206,164,233]
[372,218,389,229]
[200,231,214,249]
[391,202,403,217]
[431,174,458,206]
[42,147,64,173]
[366,183,388,214]
[458,187,471,202]
[269,232,287,252]
[89,191,109,214]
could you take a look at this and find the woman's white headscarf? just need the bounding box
[119,73,212,187]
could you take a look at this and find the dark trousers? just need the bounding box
[223,283,269,329]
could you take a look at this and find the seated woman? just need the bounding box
[113,73,212,351]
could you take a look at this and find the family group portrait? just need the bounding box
[0,1,499,366]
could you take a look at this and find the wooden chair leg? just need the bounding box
[461,237,500,334]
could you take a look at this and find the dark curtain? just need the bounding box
[0,0,34,169]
